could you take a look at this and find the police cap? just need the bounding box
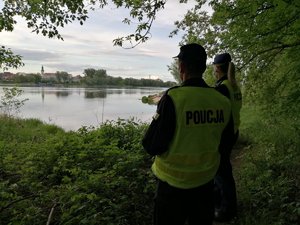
[213,53,232,64]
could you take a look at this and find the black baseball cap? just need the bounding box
[174,43,207,63]
[213,53,232,64]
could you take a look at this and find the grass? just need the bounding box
[231,105,300,225]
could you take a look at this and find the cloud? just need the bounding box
[13,48,61,61]
[1,1,204,81]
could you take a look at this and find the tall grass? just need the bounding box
[233,105,300,225]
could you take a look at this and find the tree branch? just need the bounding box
[46,203,57,225]
[239,40,300,70]
[0,194,38,213]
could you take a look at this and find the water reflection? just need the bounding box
[56,91,69,98]
[106,89,123,95]
[0,86,167,130]
[38,88,138,99]
[124,89,138,94]
[85,90,107,99]
[22,87,149,99]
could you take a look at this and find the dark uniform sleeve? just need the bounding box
[215,83,235,155]
[215,84,230,99]
[142,93,176,156]
[219,114,235,157]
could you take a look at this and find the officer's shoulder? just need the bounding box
[215,83,229,91]
[215,84,230,99]
[165,85,180,94]
[212,88,231,101]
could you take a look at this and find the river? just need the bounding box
[0,86,166,131]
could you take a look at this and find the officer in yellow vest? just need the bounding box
[212,53,242,222]
[142,43,234,225]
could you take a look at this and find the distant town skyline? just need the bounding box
[2,65,167,81]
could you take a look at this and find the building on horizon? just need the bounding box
[41,65,56,81]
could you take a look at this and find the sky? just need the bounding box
[1,1,203,82]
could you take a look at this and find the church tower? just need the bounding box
[41,65,44,77]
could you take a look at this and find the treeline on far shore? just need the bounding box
[0,68,177,87]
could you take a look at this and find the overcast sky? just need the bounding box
[1,1,203,82]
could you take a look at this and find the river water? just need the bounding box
[0,86,166,131]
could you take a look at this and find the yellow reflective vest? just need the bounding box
[221,80,242,134]
[152,86,231,189]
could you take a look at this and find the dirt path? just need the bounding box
[213,137,249,225]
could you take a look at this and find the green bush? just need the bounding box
[0,117,155,225]
[233,106,300,225]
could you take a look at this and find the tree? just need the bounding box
[202,65,215,87]
[172,0,300,114]
[172,0,300,70]
[167,60,181,84]
[0,46,24,70]
[0,86,29,117]
[56,71,71,83]
[83,68,108,85]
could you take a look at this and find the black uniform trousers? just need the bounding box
[214,131,239,218]
[154,179,214,225]
[214,156,237,214]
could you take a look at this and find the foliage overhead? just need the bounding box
[0,0,167,48]
[172,0,300,70]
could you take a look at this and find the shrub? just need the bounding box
[0,117,155,225]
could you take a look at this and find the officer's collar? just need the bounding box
[216,75,228,86]
[182,77,209,88]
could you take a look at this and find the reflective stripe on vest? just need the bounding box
[152,86,231,189]
[221,80,242,133]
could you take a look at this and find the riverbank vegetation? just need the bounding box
[0,102,299,224]
[0,117,155,225]
[0,68,176,87]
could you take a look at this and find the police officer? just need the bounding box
[142,43,234,225]
[213,53,242,222]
